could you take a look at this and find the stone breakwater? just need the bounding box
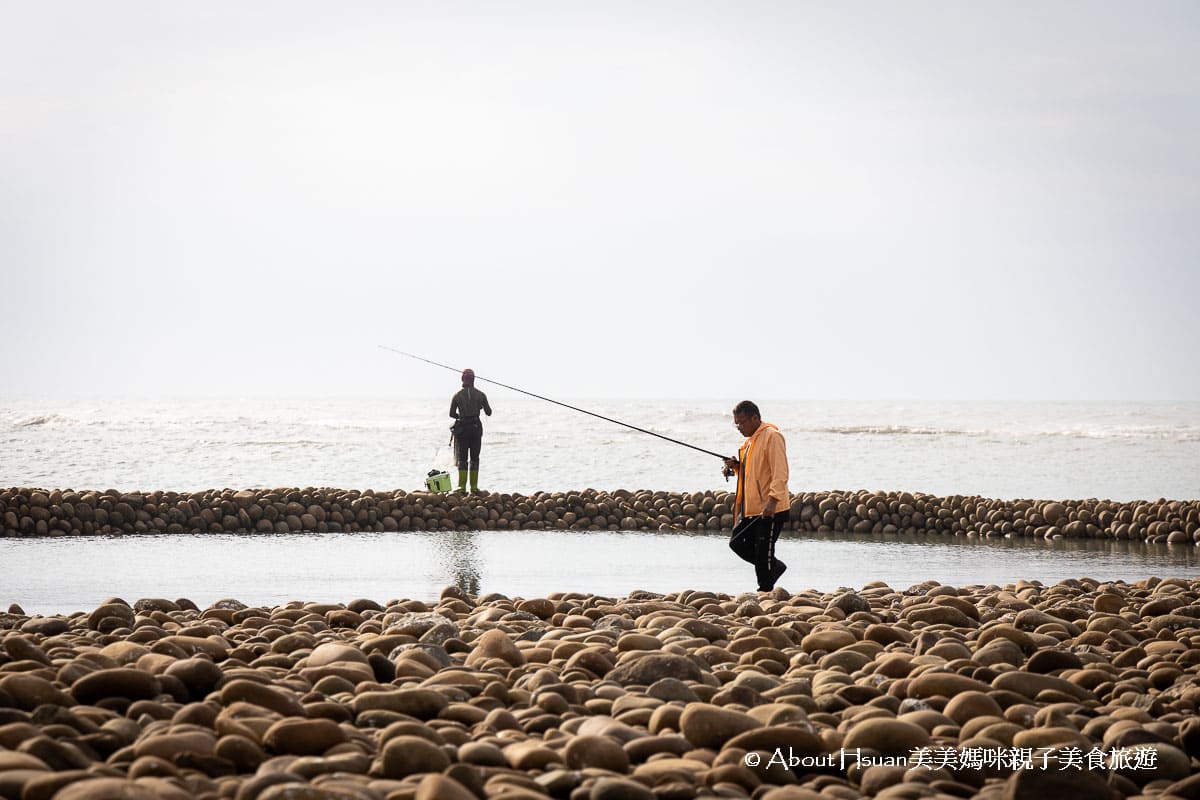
[2,488,1199,545]
[2,579,1200,799]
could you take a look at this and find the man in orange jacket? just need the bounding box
[722,400,790,591]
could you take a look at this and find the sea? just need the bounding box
[2,396,1199,614]
[3,396,1198,499]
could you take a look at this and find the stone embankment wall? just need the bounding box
[2,488,1197,543]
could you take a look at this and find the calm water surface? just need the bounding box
[4,531,1200,615]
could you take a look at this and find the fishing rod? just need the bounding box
[379,345,732,462]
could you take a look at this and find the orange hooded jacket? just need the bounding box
[735,421,790,519]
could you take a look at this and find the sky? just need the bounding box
[2,1,1198,402]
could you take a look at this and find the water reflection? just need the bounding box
[1,530,1199,615]
[434,530,481,595]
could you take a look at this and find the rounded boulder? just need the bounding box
[564,734,630,772]
[263,717,347,756]
[679,703,762,749]
[842,718,931,758]
[71,668,161,705]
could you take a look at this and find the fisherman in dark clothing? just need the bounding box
[450,368,492,493]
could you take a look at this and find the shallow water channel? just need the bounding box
[4,531,1200,615]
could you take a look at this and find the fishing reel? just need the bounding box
[722,458,737,482]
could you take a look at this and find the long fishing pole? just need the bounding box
[380,345,732,461]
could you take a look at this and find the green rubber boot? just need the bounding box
[469,470,481,494]
[457,469,468,493]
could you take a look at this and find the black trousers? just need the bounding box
[453,422,482,471]
[729,511,789,590]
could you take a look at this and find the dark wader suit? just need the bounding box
[450,386,491,492]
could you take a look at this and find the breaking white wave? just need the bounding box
[799,423,1200,442]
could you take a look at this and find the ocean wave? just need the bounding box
[0,413,74,428]
[1039,427,1200,442]
[805,425,965,437]
[799,424,1200,442]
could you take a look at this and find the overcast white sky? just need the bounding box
[2,2,1197,401]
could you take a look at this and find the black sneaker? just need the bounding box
[760,559,787,591]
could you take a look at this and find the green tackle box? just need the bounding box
[425,470,452,493]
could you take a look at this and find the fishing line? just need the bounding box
[379,345,732,461]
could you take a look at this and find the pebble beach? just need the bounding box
[4,575,1200,799]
